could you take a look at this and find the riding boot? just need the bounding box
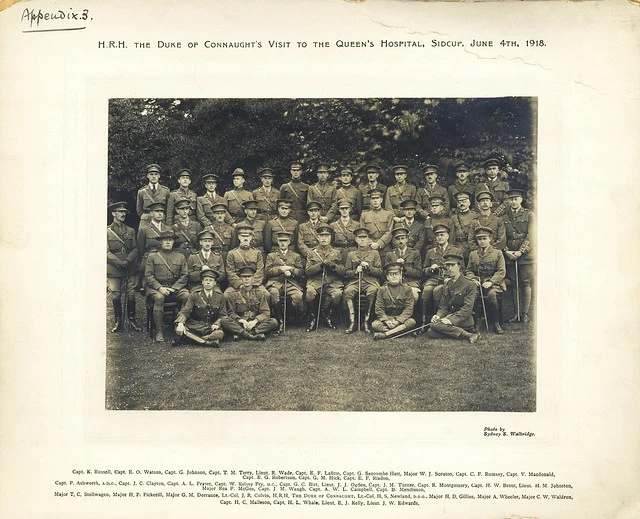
[153,307,165,342]
[127,299,142,332]
[111,299,123,333]
[273,305,283,335]
[363,296,375,333]
[323,302,337,329]
[306,313,317,332]
[345,299,356,334]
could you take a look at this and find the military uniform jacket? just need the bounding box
[416,183,450,219]
[326,185,363,221]
[172,218,203,256]
[252,186,279,220]
[330,217,359,248]
[305,246,345,286]
[265,249,305,291]
[176,288,227,327]
[384,183,418,216]
[375,283,415,323]
[137,222,170,257]
[226,247,265,289]
[450,209,479,248]
[424,214,454,247]
[476,177,509,214]
[359,208,395,248]
[226,287,271,322]
[136,184,170,218]
[204,222,234,252]
[344,248,382,286]
[166,188,198,226]
[395,218,426,254]
[280,181,310,221]
[384,248,422,282]
[358,182,387,212]
[187,250,226,287]
[145,250,188,291]
[196,192,233,227]
[231,218,266,250]
[223,188,254,220]
[503,208,535,264]
[467,213,507,252]
[107,223,138,277]
[448,180,477,210]
[264,217,298,252]
[435,274,478,327]
[297,220,322,258]
[424,244,463,282]
[466,245,506,290]
[307,182,337,216]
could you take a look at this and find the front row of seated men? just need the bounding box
[110,204,510,346]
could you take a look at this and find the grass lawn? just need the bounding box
[106,297,535,412]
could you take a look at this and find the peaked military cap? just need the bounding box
[289,160,303,168]
[391,227,409,239]
[275,231,293,239]
[422,164,440,173]
[384,261,404,273]
[392,164,409,173]
[276,198,292,208]
[475,190,495,201]
[353,227,370,238]
[202,173,220,183]
[506,189,525,198]
[368,188,384,198]
[238,266,257,276]
[211,202,228,212]
[177,168,192,178]
[365,164,382,173]
[258,167,275,178]
[231,168,245,177]
[339,166,354,175]
[315,162,331,172]
[109,201,129,213]
[337,198,352,209]
[158,230,175,240]
[235,224,254,234]
[175,199,191,210]
[200,267,220,280]
[474,226,494,237]
[400,199,418,209]
[306,201,322,211]
[198,230,215,241]
[443,253,464,264]
[483,158,501,168]
[148,202,166,212]
[146,164,161,174]
[316,225,333,235]
[455,191,473,201]
[428,195,446,204]
[242,200,259,210]
[433,224,451,234]
[455,162,470,173]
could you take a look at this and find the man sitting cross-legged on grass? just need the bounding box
[426,253,480,344]
[221,266,278,341]
[174,268,227,347]
[371,261,417,340]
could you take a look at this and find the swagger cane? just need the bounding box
[358,269,362,332]
[121,271,130,331]
[515,258,521,322]
[393,323,430,339]
[316,267,326,332]
[283,276,288,334]
[478,276,490,332]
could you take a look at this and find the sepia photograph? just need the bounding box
[106,97,537,412]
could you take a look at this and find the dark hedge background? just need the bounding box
[108,97,536,225]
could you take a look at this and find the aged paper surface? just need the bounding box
[1,0,638,517]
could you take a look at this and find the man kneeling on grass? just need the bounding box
[174,268,226,348]
[372,262,416,340]
[427,253,480,344]
[221,266,278,341]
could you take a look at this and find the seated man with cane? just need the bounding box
[304,225,345,331]
[343,227,383,333]
[145,230,190,342]
[174,268,227,347]
[426,253,480,344]
[466,226,506,334]
[371,262,416,340]
[265,231,305,334]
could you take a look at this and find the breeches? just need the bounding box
[107,276,136,300]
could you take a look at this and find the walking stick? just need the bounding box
[393,323,430,339]
[478,276,489,332]
[358,269,362,332]
[515,258,521,322]
[316,267,325,332]
[121,273,130,331]
[283,276,288,334]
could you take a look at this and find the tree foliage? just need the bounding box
[109,97,536,208]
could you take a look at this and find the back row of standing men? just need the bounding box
[108,159,534,343]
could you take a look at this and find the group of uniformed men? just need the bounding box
[107,159,534,347]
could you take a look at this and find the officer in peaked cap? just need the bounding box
[166,168,198,226]
[297,200,324,259]
[397,199,426,253]
[307,161,337,217]
[224,168,254,222]
[385,225,422,301]
[253,167,279,221]
[264,198,299,252]
[280,160,310,223]
[359,164,387,212]
[426,252,480,343]
[187,229,226,291]
[197,173,233,227]
[371,261,416,340]
[171,198,202,260]
[448,161,477,210]
[467,190,507,252]
[137,164,170,228]
[359,187,395,251]
[326,166,362,221]
[385,164,417,217]
[220,265,278,341]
